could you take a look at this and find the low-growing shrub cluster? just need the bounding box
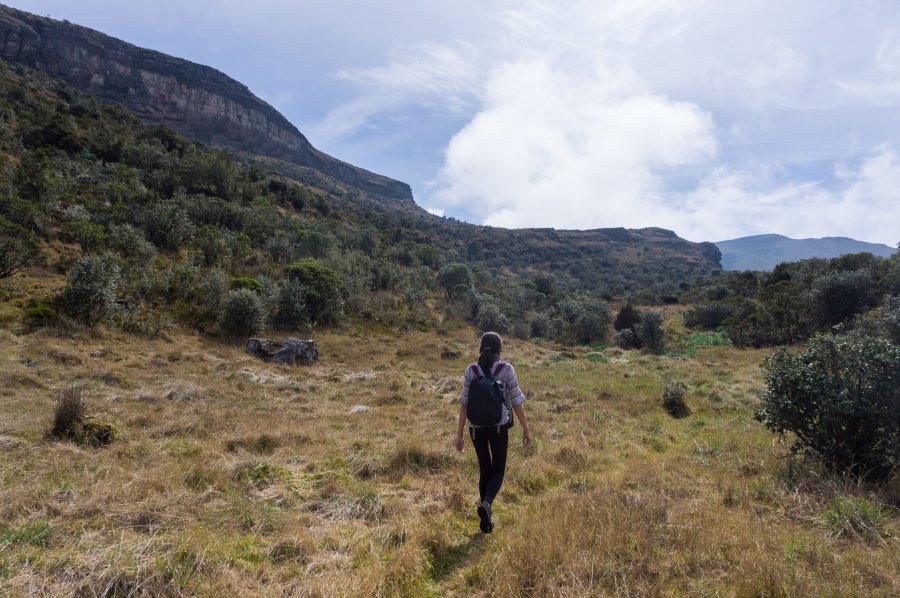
[684,252,900,347]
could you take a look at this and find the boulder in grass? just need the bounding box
[246,338,318,365]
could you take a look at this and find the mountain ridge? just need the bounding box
[0,3,413,202]
[715,233,897,271]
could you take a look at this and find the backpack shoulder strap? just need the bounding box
[469,363,482,377]
[492,362,508,377]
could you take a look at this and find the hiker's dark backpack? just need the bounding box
[467,362,514,429]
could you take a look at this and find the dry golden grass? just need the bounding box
[0,293,897,596]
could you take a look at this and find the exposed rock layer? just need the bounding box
[0,4,413,202]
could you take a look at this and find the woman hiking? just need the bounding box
[455,332,531,533]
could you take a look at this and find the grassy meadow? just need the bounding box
[0,300,897,597]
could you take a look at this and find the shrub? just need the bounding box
[757,334,900,479]
[141,202,194,250]
[475,298,509,333]
[614,328,639,350]
[529,312,552,339]
[273,278,309,330]
[810,269,876,327]
[220,289,266,338]
[557,294,613,344]
[108,223,157,266]
[59,254,121,326]
[230,276,264,294]
[875,296,900,344]
[683,302,733,329]
[662,379,690,418]
[636,311,665,353]
[437,262,474,299]
[0,216,41,278]
[613,303,641,332]
[199,268,228,314]
[284,259,346,324]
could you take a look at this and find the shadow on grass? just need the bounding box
[430,532,488,581]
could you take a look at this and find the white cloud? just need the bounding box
[433,58,718,230]
[673,146,900,245]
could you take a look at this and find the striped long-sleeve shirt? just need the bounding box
[459,360,525,427]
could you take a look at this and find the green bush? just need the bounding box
[59,254,121,326]
[230,276,264,294]
[683,302,733,329]
[876,296,900,344]
[757,334,899,479]
[636,311,665,353]
[108,223,157,265]
[557,294,613,344]
[810,269,876,327]
[220,289,267,338]
[284,259,346,324]
[614,328,639,350]
[437,262,474,300]
[272,278,309,330]
[140,202,194,250]
[475,298,509,334]
[613,303,641,332]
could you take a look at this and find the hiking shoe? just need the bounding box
[477,501,494,533]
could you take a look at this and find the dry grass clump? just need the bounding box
[224,433,280,455]
[50,384,117,447]
[384,442,451,476]
[163,381,208,402]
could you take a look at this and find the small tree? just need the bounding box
[0,216,41,278]
[613,303,641,332]
[809,269,875,328]
[437,262,474,300]
[108,223,157,266]
[272,278,309,330]
[475,297,509,334]
[284,259,346,324]
[757,333,900,479]
[60,254,121,326]
[220,289,266,338]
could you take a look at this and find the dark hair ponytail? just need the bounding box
[478,331,502,372]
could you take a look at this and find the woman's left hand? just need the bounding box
[522,428,531,448]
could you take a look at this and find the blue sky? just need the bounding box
[6,0,900,245]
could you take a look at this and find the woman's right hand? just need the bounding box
[455,432,465,452]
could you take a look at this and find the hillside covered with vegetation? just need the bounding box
[0,60,722,343]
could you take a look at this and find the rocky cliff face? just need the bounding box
[0,4,413,202]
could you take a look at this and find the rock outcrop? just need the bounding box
[0,4,413,202]
[246,338,318,365]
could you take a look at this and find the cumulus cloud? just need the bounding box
[433,59,718,230]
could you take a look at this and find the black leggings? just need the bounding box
[469,425,509,504]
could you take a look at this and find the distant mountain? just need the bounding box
[715,234,897,271]
[0,4,413,202]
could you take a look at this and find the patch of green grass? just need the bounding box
[233,461,292,488]
[821,496,892,544]
[583,353,608,363]
[668,331,732,357]
[549,353,577,363]
[0,521,54,548]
